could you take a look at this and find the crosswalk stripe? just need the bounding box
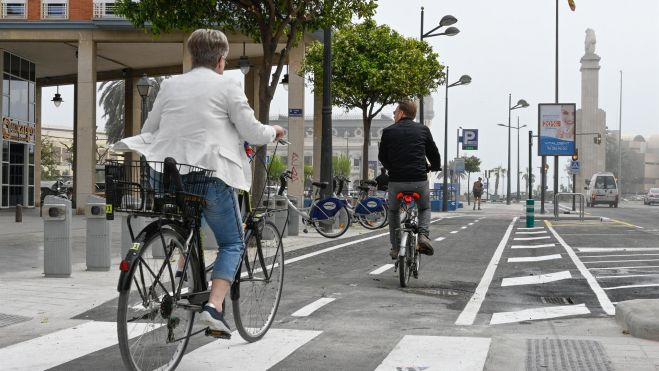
[578,247,659,253]
[374,335,491,371]
[603,283,659,290]
[501,270,572,286]
[517,227,544,230]
[178,329,321,370]
[0,321,158,371]
[583,258,659,264]
[515,231,547,235]
[489,304,590,325]
[370,264,395,275]
[511,243,556,249]
[513,236,551,241]
[291,297,336,317]
[507,254,561,263]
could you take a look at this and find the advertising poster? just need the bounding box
[538,103,576,156]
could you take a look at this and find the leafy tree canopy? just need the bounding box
[464,156,481,174]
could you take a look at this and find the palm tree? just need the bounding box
[522,168,536,197]
[99,76,166,143]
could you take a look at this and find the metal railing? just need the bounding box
[92,2,120,19]
[553,192,585,221]
[41,2,68,19]
[1,3,27,19]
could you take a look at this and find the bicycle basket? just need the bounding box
[104,159,214,220]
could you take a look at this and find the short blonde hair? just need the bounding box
[187,29,229,69]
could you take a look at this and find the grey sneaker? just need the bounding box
[417,234,434,256]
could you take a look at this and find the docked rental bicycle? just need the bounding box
[107,157,284,371]
[332,176,388,230]
[393,191,421,287]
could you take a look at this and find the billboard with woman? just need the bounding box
[538,103,576,156]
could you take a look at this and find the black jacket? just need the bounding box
[378,117,441,182]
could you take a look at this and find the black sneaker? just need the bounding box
[200,304,232,334]
[417,234,434,256]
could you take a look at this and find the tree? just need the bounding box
[332,154,351,178]
[301,20,443,180]
[464,156,481,204]
[40,136,60,180]
[98,77,166,144]
[116,0,377,197]
[266,154,287,185]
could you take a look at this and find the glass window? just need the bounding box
[6,3,26,17]
[9,77,28,121]
[28,81,34,104]
[1,163,7,185]
[28,186,34,206]
[2,186,7,206]
[9,142,24,164]
[28,144,34,164]
[3,53,9,73]
[9,186,23,206]
[2,141,8,161]
[10,54,19,77]
[28,165,34,185]
[20,59,29,80]
[2,96,8,117]
[29,62,35,82]
[28,103,34,122]
[46,3,66,17]
[2,73,8,95]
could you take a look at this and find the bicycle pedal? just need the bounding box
[204,327,231,339]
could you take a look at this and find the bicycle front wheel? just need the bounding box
[313,206,350,238]
[117,222,200,371]
[233,220,284,342]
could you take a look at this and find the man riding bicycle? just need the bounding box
[116,29,284,336]
[378,100,441,259]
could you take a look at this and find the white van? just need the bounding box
[585,172,619,208]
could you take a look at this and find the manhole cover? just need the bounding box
[526,339,613,371]
[0,313,32,328]
[540,296,574,305]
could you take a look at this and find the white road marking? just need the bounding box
[578,247,659,253]
[455,218,518,326]
[511,243,556,249]
[513,236,551,241]
[597,274,659,279]
[468,222,474,226]
[588,265,659,271]
[178,329,321,370]
[369,264,395,275]
[490,304,590,325]
[546,222,616,315]
[515,231,547,235]
[583,258,659,264]
[0,321,159,371]
[374,335,491,371]
[603,284,659,290]
[517,227,544,230]
[450,231,458,234]
[284,232,389,265]
[507,254,562,263]
[461,226,468,229]
[580,253,659,258]
[434,237,446,242]
[501,270,572,286]
[291,297,336,317]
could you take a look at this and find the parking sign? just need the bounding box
[462,129,478,150]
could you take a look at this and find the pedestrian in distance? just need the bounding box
[378,100,441,259]
[375,167,389,191]
[473,177,484,210]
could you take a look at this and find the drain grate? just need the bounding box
[540,296,574,305]
[0,313,32,328]
[526,339,613,371]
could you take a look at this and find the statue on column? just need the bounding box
[585,28,596,54]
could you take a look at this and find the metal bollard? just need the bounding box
[274,196,288,238]
[85,195,111,271]
[15,204,22,223]
[526,199,535,228]
[43,196,72,277]
[287,196,299,236]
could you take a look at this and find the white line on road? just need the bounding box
[434,237,446,242]
[546,222,616,315]
[517,227,544,230]
[588,265,659,271]
[461,226,468,229]
[455,217,518,326]
[581,253,659,258]
[490,304,590,325]
[284,232,389,266]
[450,231,458,234]
[513,236,551,241]
[603,284,659,290]
[501,270,572,286]
[369,264,395,275]
[0,321,159,371]
[179,329,322,370]
[374,335,491,371]
[515,231,547,235]
[291,297,336,317]
[597,274,659,279]
[511,243,556,249]
[583,258,659,264]
[468,222,474,225]
[507,254,562,263]
[578,247,659,253]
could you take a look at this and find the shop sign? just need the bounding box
[2,117,36,144]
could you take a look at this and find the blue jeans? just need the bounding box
[203,178,245,283]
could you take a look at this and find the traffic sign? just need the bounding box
[569,160,580,174]
[462,129,478,150]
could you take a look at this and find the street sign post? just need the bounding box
[462,129,479,150]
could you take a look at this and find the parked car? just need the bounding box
[644,188,659,205]
[585,172,619,208]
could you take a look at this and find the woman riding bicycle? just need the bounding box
[116,29,284,337]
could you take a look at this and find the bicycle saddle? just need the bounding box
[312,181,329,189]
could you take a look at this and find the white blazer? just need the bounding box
[115,67,276,191]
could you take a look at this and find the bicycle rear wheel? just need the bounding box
[232,220,284,342]
[117,222,200,371]
[313,205,350,238]
[356,207,388,230]
[398,231,415,287]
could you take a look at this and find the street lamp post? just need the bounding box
[442,69,472,211]
[504,94,529,205]
[344,131,349,157]
[136,74,153,128]
[498,117,527,201]
[419,7,459,125]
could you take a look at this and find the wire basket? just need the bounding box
[104,159,214,220]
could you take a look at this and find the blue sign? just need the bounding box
[569,160,580,174]
[462,129,478,150]
[289,108,303,117]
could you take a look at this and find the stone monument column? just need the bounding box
[576,29,607,192]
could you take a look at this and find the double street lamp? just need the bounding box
[136,74,153,127]
[419,7,459,125]
[502,94,529,205]
[498,117,527,202]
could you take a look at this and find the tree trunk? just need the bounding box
[361,113,372,181]
[252,64,274,206]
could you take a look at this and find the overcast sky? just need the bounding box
[41,0,659,191]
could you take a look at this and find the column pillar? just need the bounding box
[287,43,305,201]
[35,86,42,206]
[74,34,96,214]
[576,51,601,191]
